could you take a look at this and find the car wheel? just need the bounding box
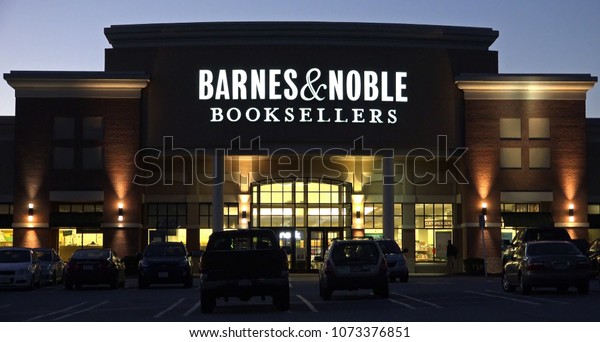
[374,283,389,298]
[200,290,216,314]
[399,272,409,283]
[184,276,193,288]
[519,275,531,295]
[273,286,290,311]
[110,274,119,289]
[501,273,516,292]
[577,282,589,295]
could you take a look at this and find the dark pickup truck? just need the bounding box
[199,229,290,313]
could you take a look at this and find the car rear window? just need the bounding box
[526,243,581,256]
[145,244,186,257]
[0,250,30,263]
[35,250,53,261]
[332,243,379,265]
[522,229,571,242]
[72,249,110,259]
[208,232,276,251]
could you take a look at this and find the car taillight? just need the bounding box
[527,262,545,270]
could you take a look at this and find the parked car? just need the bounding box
[33,248,64,286]
[63,248,126,290]
[0,247,41,290]
[138,242,193,289]
[502,227,573,265]
[588,238,600,278]
[199,229,289,313]
[502,240,590,294]
[375,239,409,282]
[318,238,388,300]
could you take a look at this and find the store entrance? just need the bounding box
[307,228,342,271]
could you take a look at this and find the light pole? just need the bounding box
[480,203,488,277]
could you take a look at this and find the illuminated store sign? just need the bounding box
[199,68,408,124]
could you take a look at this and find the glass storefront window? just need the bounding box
[0,229,13,247]
[415,203,453,262]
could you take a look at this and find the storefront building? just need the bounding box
[2,22,598,273]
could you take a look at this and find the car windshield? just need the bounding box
[35,250,53,261]
[527,243,581,256]
[145,244,186,257]
[332,243,379,265]
[72,249,110,260]
[377,240,401,254]
[0,250,31,263]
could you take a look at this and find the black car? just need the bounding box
[502,241,590,294]
[64,248,126,290]
[138,242,193,289]
[588,238,600,278]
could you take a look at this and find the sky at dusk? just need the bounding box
[1,0,599,117]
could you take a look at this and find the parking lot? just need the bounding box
[0,274,599,322]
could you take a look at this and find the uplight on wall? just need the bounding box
[242,209,248,225]
[118,202,124,222]
[28,203,34,222]
[568,204,574,223]
[481,202,487,221]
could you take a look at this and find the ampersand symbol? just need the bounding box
[301,68,327,101]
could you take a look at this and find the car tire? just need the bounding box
[399,272,409,283]
[200,290,216,314]
[374,283,389,298]
[520,275,531,295]
[577,282,589,295]
[110,274,119,289]
[138,277,149,289]
[273,286,290,311]
[184,277,193,288]
[501,273,516,292]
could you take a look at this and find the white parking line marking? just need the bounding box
[154,298,186,318]
[183,300,202,317]
[296,295,318,312]
[51,301,109,321]
[388,299,416,309]
[484,290,568,304]
[465,291,541,305]
[25,301,89,322]
[392,292,443,308]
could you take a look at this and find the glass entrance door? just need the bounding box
[308,228,342,270]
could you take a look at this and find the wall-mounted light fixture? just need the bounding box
[28,203,34,222]
[481,202,487,221]
[118,202,124,222]
[242,209,248,225]
[568,204,574,223]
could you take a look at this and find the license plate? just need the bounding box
[553,262,568,270]
[158,272,169,278]
[238,279,252,286]
[83,265,93,271]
